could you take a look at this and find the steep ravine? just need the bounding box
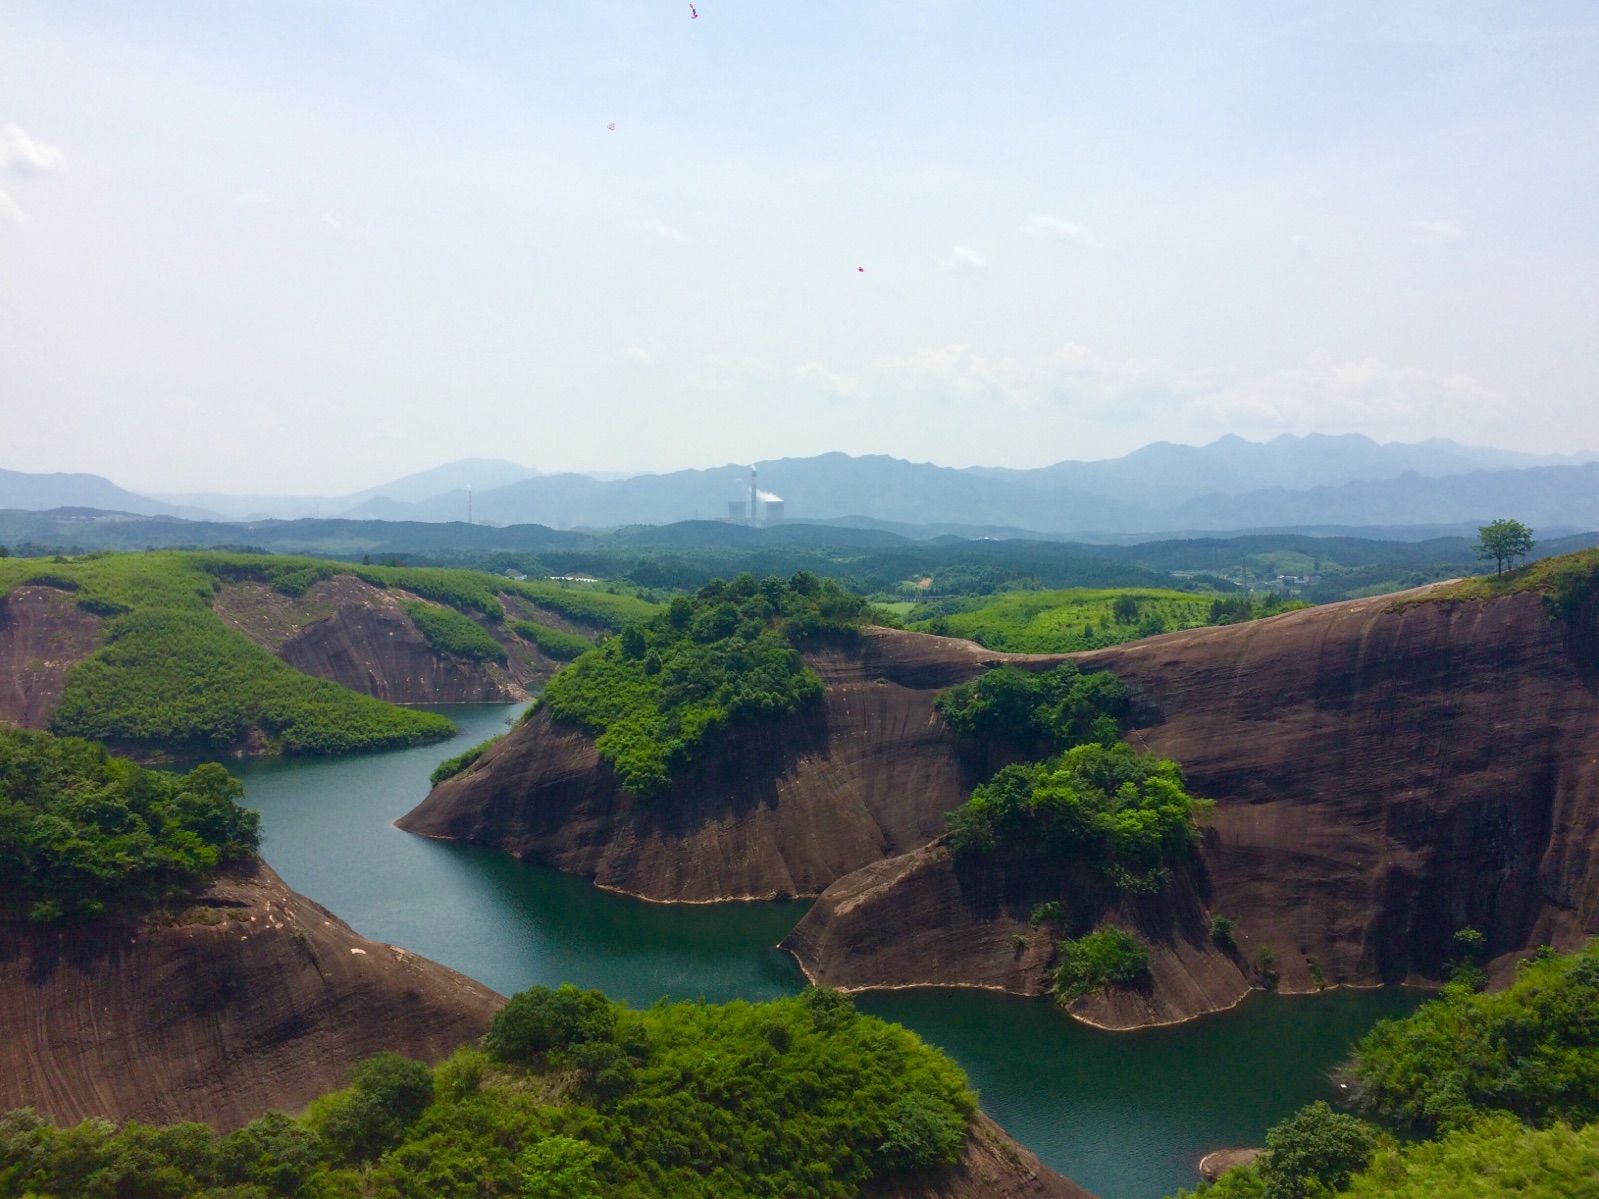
[399,628,1065,901]
[213,577,558,702]
[789,588,1599,1027]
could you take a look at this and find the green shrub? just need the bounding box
[946,743,1208,883]
[483,984,618,1067]
[1342,1114,1599,1199]
[1257,1101,1382,1199]
[1210,914,1236,952]
[511,619,593,661]
[1029,901,1065,928]
[908,587,1299,652]
[429,735,501,786]
[935,663,1129,754]
[0,729,259,922]
[1055,926,1151,1001]
[403,601,506,662]
[542,573,865,796]
[1346,941,1599,1133]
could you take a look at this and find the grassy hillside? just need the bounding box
[908,587,1303,653]
[0,985,975,1199]
[0,551,657,755]
[0,728,259,922]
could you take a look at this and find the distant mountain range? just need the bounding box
[5,434,1598,536]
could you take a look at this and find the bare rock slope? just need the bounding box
[213,577,558,702]
[789,587,1599,1026]
[0,858,1088,1195]
[0,860,501,1129]
[398,628,1055,901]
[0,585,103,728]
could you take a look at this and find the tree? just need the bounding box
[1259,1101,1382,1199]
[1474,519,1534,576]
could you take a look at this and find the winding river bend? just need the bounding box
[233,704,1419,1199]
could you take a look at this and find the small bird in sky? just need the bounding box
[857,266,865,273]
[689,3,698,17]
[607,122,617,131]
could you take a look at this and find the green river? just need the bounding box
[231,703,1420,1199]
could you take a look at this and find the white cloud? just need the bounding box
[794,361,860,399]
[939,245,991,272]
[0,124,65,176]
[876,342,1191,417]
[1023,214,1091,244]
[1410,219,1463,245]
[234,188,272,206]
[633,217,686,243]
[872,341,1500,444]
[620,345,654,366]
[1205,355,1499,433]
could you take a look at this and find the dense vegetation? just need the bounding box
[542,572,868,795]
[935,662,1129,756]
[16,506,1585,604]
[1345,941,1599,1133]
[428,735,502,786]
[947,744,1207,890]
[1054,926,1152,1000]
[1175,940,1599,1199]
[909,587,1305,652]
[401,602,506,662]
[0,728,258,922]
[0,986,975,1199]
[51,609,454,754]
[510,619,591,661]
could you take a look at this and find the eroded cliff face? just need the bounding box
[0,586,102,728]
[789,588,1599,1026]
[782,839,1253,1030]
[398,629,1053,901]
[213,578,559,703]
[0,860,501,1129]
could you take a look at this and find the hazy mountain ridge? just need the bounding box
[6,435,1599,534]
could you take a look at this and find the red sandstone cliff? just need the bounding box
[0,860,502,1129]
[0,585,103,728]
[788,587,1599,1026]
[397,628,1054,901]
[213,578,562,702]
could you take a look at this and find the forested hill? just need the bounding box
[10,509,1598,603]
[0,551,655,757]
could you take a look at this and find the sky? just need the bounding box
[2,2,1597,494]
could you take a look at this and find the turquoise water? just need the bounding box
[233,704,1420,1199]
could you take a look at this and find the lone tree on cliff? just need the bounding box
[1474,518,1535,576]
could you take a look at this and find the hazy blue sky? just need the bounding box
[3,2,1596,493]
